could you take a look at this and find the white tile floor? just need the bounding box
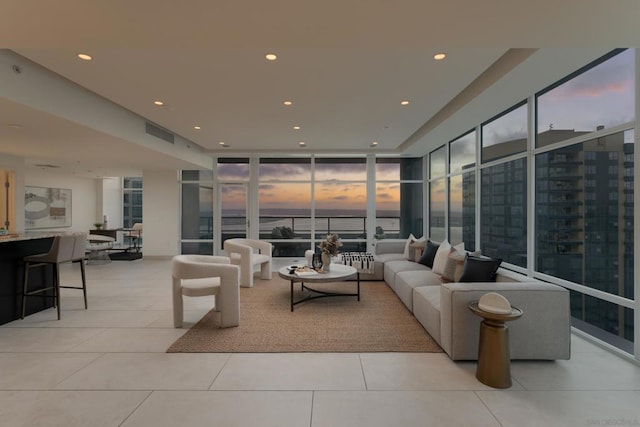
[1,259,639,426]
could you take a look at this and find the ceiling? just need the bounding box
[1,1,639,178]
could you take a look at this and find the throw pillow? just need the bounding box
[458,254,503,282]
[440,248,466,282]
[441,249,481,282]
[431,240,452,275]
[403,233,425,259]
[418,240,440,268]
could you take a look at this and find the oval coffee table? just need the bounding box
[278,264,358,311]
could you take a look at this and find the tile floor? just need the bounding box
[1,259,639,426]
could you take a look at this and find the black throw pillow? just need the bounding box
[418,240,440,268]
[458,254,502,282]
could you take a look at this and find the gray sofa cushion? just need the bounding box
[375,253,406,263]
[383,259,429,291]
[394,270,441,311]
[413,286,441,344]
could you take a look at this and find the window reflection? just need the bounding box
[430,146,446,178]
[480,158,527,266]
[429,179,445,242]
[535,130,634,303]
[450,130,476,174]
[482,103,527,162]
[537,49,635,148]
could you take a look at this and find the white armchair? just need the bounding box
[223,238,272,288]
[172,255,240,328]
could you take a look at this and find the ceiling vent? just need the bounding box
[145,122,175,144]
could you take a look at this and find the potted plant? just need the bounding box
[317,233,343,271]
[93,222,103,230]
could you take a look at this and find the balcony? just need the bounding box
[199,215,403,257]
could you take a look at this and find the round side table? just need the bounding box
[468,301,523,388]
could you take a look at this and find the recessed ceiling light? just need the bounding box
[77,53,93,61]
[194,126,201,130]
[299,141,306,147]
[265,53,278,61]
[153,100,164,106]
[219,141,226,146]
[283,101,293,106]
[400,100,410,106]
[370,141,379,147]
[293,126,301,130]
[433,53,447,61]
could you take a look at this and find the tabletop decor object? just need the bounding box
[318,233,342,271]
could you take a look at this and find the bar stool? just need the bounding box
[22,234,88,320]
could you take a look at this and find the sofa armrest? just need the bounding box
[374,239,406,255]
[439,281,571,360]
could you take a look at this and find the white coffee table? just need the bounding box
[278,264,359,311]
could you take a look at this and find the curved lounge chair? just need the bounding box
[223,238,272,288]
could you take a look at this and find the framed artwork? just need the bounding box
[24,186,72,229]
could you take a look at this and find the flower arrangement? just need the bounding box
[318,233,343,256]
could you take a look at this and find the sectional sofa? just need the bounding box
[370,239,572,361]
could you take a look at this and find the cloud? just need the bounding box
[377,192,393,200]
[218,164,249,179]
[259,163,311,180]
[537,50,635,131]
[547,50,634,101]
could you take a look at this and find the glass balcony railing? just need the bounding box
[196,215,403,257]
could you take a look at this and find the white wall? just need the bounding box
[142,170,179,257]
[24,169,97,233]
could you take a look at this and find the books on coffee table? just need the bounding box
[293,266,318,277]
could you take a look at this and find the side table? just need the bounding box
[468,301,523,388]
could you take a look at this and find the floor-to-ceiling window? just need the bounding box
[181,155,423,258]
[424,48,636,356]
[449,130,477,250]
[122,177,142,228]
[218,158,250,252]
[480,102,528,267]
[376,157,423,240]
[259,158,311,256]
[534,49,635,352]
[314,158,368,252]
[429,146,446,242]
[179,170,213,255]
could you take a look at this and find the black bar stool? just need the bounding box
[22,234,88,320]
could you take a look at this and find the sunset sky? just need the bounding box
[217,161,403,212]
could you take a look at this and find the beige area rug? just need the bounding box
[167,275,442,353]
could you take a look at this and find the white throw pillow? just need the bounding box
[432,240,452,275]
[403,234,425,259]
